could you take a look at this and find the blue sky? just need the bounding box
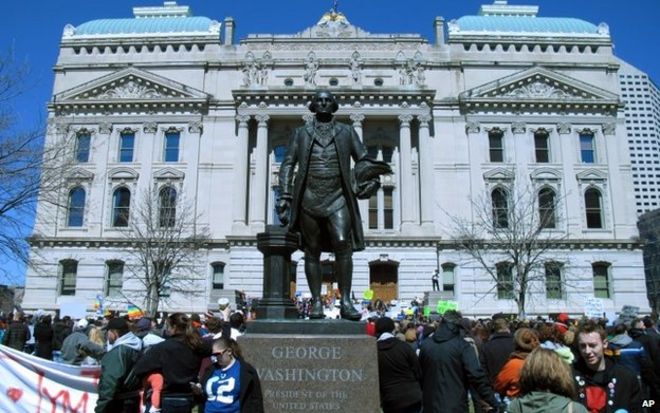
[2,0,659,284]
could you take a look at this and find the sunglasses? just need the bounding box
[212,349,230,357]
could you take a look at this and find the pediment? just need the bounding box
[109,167,139,180]
[66,168,94,181]
[530,168,561,181]
[459,67,620,111]
[576,169,607,181]
[483,168,515,181]
[153,167,185,180]
[55,67,210,102]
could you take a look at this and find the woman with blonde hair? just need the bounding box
[507,348,587,413]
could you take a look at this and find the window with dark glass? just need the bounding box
[274,145,287,163]
[369,194,378,229]
[272,186,282,225]
[164,130,180,162]
[489,129,504,162]
[119,131,135,162]
[159,186,177,227]
[534,130,550,163]
[384,187,393,229]
[442,263,456,293]
[75,133,91,163]
[585,188,603,228]
[545,262,562,299]
[106,261,124,296]
[580,133,595,163]
[60,260,77,296]
[112,187,131,227]
[496,262,514,299]
[538,188,556,229]
[212,262,225,289]
[67,187,86,227]
[592,262,610,298]
[492,188,509,228]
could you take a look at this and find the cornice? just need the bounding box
[436,239,642,251]
[28,236,229,250]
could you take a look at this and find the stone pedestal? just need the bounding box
[255,225,300,319]
[239,333,380,413]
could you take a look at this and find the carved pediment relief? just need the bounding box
[483,168,515,182]
[153,167,185,180]
[459,67,620,111]
[55,67,210,102]
[530,168,561,182]
[576,169,607,182]
[67,168,94,181]
[108,167,139,180]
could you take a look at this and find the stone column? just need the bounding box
[418,113,434,231]
[250,114,269,232]
[232,114,251,233]
[398,114,415,229]
[350,113,368,230]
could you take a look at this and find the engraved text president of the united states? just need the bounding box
[277,91,391,320]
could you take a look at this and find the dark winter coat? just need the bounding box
[52,321,71,350]
[2,320,30,351]
[573,358,641,413]
[480,331,514,386]
[34,322,54,360]
[377,335,423,412]
[95,332,143,413]
[278,120,368,252]
[200,358,264,413]
[419,321,498,413]
[133,334,211,394]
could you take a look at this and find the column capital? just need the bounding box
[188,121,203,134]
[255,114,270,125]
[398,114,413,125]
[143,122,157,134]
[417,113,432,126]
[236,114,251,125]
[349,113,365,125]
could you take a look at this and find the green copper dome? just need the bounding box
[74,16,215,36]
[454,16,600,35]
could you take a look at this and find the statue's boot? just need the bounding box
[336,255,361,321]
[309,299,325,319]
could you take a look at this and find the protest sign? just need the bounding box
[436,300,458,315]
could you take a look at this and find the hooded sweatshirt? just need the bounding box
[508,391,588,413]
[377,332,422,411]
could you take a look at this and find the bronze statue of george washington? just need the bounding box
[277,90,391,320]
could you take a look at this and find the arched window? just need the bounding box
[489,128,504,162]
[67,187,86,227]
[538,187,556,229]
[585,188,603,229]
[496,262,514,299]
[59,259,78,296]
[441,263,456,294]
[75,132,91,163]
[211,262,225,290]
[592,262,611,298]
[106,261,124,297]
[112,187,131,227]
[492,188,509,228]
[159,186,177,227]
[534,129,550,163]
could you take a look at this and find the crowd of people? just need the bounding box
[1,297,659,413]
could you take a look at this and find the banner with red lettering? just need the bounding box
[0,344,100,413]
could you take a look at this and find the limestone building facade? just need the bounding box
[22,1,651,316]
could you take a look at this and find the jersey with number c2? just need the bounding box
[204,359,241,413]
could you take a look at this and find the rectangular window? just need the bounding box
[442,265,455,293]
[580,134,595,163]
[496,263,514,299]
[76,134,91,163]
[384,187,393,229]
[106,262,124,297]
[60,261,77,296]
[212,263,225,290]
[164,131,180,162]
[534,132,550,163]
[271,186,281,226]
[119,132,135,162]
[593,264,610,299]
[369,194,378,229]
[489,131,504,162]
[545,263,562,299]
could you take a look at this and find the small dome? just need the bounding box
[74,16,215,36]
[453,15,600,35]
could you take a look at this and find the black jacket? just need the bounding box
[480,331,514,385]
[2,320,30,351]
[200,358,264,413]
[573,358,641,413]
[377,336,423,411]
[134,334,211,394]
[34,322,54,359]
[419,322,498,413]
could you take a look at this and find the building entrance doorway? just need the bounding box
[369,261,398,303]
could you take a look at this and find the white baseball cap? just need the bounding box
[217,298,230,306]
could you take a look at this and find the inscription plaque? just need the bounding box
[239,334,380,413]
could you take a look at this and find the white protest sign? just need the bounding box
[59,301,87,319]
[584,297,604,319]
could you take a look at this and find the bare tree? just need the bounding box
[0,50,75,281]
[448,176,571,318]
[118,187,210,315]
